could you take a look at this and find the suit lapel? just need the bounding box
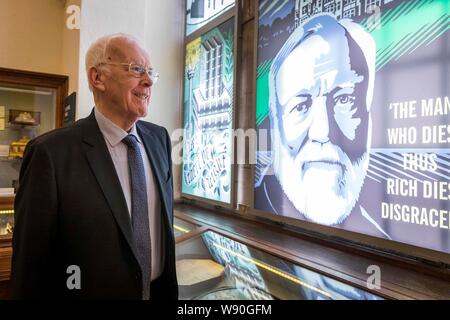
[137,123,172,230]
[81,111,138,259]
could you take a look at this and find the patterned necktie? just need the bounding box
[122,134,151,300]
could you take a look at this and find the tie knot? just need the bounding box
[122,134,139,149]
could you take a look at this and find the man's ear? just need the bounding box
[88,67,106,91]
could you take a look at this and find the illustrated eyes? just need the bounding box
[289,96,312,115]
[334,94,355,108]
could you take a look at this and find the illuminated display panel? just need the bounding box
[254,0,450,254]
[186,0,235,36]
[176,230,382,300]
[182,18,235,204]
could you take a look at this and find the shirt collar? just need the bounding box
[94,108,142,147]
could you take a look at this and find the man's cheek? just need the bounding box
[332,110,369,163]
[334,112,361,141]
[282,118,310,154]
[284,127,308,155]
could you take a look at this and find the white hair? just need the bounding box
[85,33,145,91]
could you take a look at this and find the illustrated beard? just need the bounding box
[273,137,369,226]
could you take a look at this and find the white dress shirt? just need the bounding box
[95,108,162,280]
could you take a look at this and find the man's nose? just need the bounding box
[140,72,152,87]
[308,97,330,144]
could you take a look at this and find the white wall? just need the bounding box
[78,0,184,198]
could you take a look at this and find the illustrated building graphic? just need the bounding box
[192,29,232,132]
[294,0,395,27]
[188,0,234,21]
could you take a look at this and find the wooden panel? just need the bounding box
[0,197,14,209]
[239,0,255,24]
[0,238,12,283]
[234,0,257,209]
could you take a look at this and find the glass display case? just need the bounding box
[0,197,14,236]
[0,195,14,292]
[0,68,68,294]
[176,230,383,300]
[174,216,200,239]
[0,86,57,188]
[0,68,68,235]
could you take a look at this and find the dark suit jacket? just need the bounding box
[10,110,178,299]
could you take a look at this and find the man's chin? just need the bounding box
[302,165,344,191]
[289,183,354,225]
[302,161,344,177]
[301,193,354,225]
[273,140,369,226]
[277,161,364,226]
[134,106,148,118]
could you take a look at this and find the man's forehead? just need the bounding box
[107,37,150,64]
[275,33,361,105]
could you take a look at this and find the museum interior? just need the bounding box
[0,0,449,300]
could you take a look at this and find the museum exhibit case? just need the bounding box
[174,216,201,239]
[176,228,383,300]
[0,196,14,284]
[0,68,68,297]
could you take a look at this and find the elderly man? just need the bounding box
[256,15,390,238]
[11,34,178,299]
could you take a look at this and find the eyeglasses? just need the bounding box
[99,62,159,83]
